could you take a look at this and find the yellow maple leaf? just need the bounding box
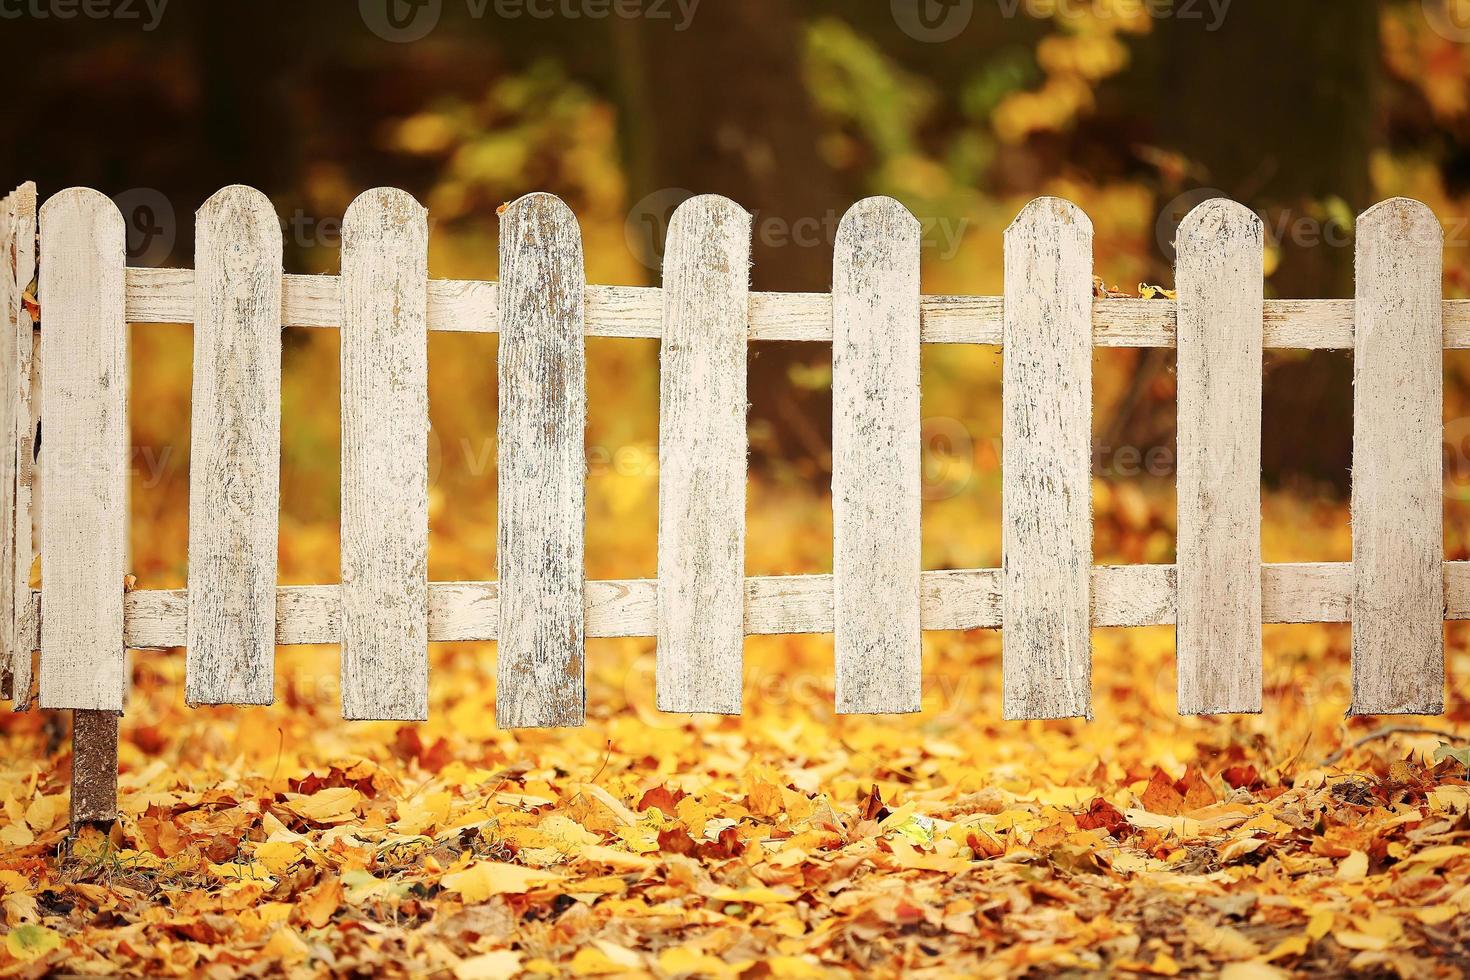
[282,787,363,824]
[440,862,563,903]
[254,840,308,875]
[261,927,310,964]
[709,885,798,905]
[454,950,524,980]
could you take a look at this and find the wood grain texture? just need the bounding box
[1,185,34,708]
[656,195,749,714]
[37,189,127,711]
[124,266,1470,349]
[1002,198,1094,721]
[832,198,922,714]
[186,186,283,706]
[12,185,36,710]
[339,188,429,721]
[1174,200,1263,715]
[42,560,1470,652]
[1352,198,1444,715]
[69,709,118,828]
[497,193,586,728]
[0,191,16,702]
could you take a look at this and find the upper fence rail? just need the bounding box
[2,182,1461,727]
[124,266,1470,348]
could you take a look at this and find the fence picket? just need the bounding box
[186,187,283,705]
[1175,200,1264,714]
[339,188,429,721]
[832,197,922,713]
[1003,198,1093,720]
[657,195,750,714]
[13,184,36,710]
[497,193,586,728]
[37,189,127,711]
[0,192,15,703]
[2,186,34,708]
[1352,198,1444,715]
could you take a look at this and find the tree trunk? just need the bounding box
[614,1,847,475]
[1128,1,1380,493]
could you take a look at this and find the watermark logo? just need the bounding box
[892,0,974,43]
[0,0,169,30]
[112,187,176,267]
[625,187,693,272]
[626,188,972,271]
[993,0,1231,30]
[361,0,699,42]
[1155,187,1225,264]
[360,0,442,42]
[1424,0,1470,42]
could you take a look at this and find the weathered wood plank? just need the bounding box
[37,189,128,711]
[656,195,749,714]
[497,193,586,728]
[123,266,1470,350]
[1002,197,1093,720]
[1174,200,1264,715]
[11,184,37,710]
[1,186,34,707]
[26,560,1470,651]
[0,190,16,702]
[186,186,283,706]
[1351,198,1444,715]
[832,197,922,714]
[339,188,429,721]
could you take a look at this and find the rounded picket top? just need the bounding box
[1176,198,1262,253]
[197,185,282,261]
[666,194,751,252]
[1006,195,1092,241]
[40,187,125,259]
[343,186,428,249]
[1357,197,1442,252]
[499,190,579,232]
[837,195,920,249]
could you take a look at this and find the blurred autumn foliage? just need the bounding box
[5,1,1470,975]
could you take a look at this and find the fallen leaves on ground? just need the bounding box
[4,317,1470,976]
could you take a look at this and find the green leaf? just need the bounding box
[1433,744,1470,770]
[6,924,61,961]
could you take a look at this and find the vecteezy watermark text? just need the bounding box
[359,0,699,43]
[0,0,168,30]
[625,188,971,271]
[891,0,1231,43]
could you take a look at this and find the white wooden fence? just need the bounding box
[0,181,1461,728]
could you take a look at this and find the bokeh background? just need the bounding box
[6,0,1470,782]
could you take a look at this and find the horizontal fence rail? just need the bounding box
[124,268,1470,348]
[9,561,1470,649]
[3,183,1463,727]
